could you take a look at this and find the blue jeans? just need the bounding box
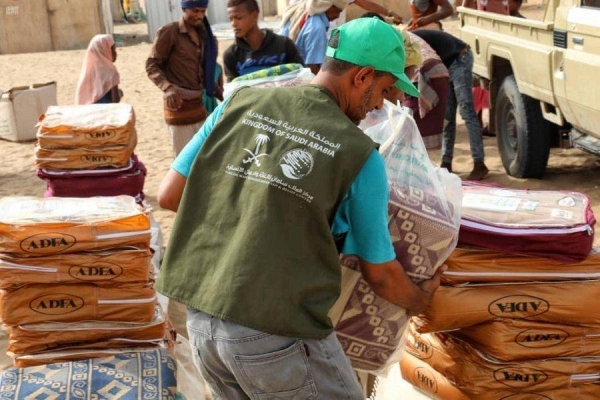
[442,49,485,164]
[186,308,364,400]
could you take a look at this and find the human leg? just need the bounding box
[441,81,458,169]
[449,50,489,179]
[167,120,203,157]
[186,309,364,399]
[449,50,485,164]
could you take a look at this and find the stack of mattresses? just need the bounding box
[35,104,146,202]
[0,196,173,367]
[401,182,600,398]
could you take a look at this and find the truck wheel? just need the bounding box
[495,75,551,178]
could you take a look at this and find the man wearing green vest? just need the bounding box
[156,17,445,399]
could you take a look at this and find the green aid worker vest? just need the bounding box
[156,85,376,339]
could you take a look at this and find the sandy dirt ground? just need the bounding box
[0,4,598,397]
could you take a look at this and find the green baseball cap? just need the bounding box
[325,17,419,98]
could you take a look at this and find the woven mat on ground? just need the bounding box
[0,347,177,399]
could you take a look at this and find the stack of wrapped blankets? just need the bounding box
[401,182,600,398]
[0,195,174,368]
[35,104,146,202]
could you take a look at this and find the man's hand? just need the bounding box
[409,264,447,316]
[408,16,428,30]
[359,258,447,315]
[390,11,403,24]
[164,86,184,111]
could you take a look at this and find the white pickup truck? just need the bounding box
[458,0,600,178]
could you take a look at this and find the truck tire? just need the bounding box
[495,75,551,178]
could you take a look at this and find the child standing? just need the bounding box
[75,35,121,105]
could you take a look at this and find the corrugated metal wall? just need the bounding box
[146,0,180,42]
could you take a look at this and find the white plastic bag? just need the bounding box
[362,101,462,236]
[332,102,462,377]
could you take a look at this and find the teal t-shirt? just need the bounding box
[173,100,395,264]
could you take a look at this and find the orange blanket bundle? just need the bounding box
[35,104,137,170]
[0,196,151,256]
[36,104,136,149]
[399,352,469,400]
[400,350,600,400]
[0,195,165,367]
[35,139,136,170]
[443,247,600,284]
[0,248,152,288]
[0,283,156,325]
[406,324,600,395]
[413,279,600,333]
[8,305,171,356]
[456,319,600,361]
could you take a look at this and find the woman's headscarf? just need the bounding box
[282,0,348,41]
[75,34,120,105]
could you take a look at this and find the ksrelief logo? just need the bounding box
[407,334,433,360]
[516,328,569,348]
[30,294,84,315]
[488,295,550,319]
[280,149,314,180]
[493,367,548,388]
[20,233,76,254]
[85,130,116,140]
[69,262,123,281]
[413,367,438,393]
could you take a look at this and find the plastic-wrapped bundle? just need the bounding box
[36,103,136,149]
[0,283,156,325]
[330,256,409,375]
[0,248,152,288]
[414,279,600,333]
[37,155,146,200]
[331,103,461,376]
[459,182,595,262]
[8,305,171,356]
[224,64,315,98]
[0,196,151,256]
[35,138,136,170]
[406,324,600,396]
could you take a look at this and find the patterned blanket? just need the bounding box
[0,348,177,399]
[332,184,459,373]
[330,256,409,374]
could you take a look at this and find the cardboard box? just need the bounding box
[0,82,57,142]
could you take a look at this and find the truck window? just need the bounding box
[582,0,600,8]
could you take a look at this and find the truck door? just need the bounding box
[563,1,600,134]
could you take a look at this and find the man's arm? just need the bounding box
[413,0,454,27]
[223,46,239,82]
[334,150,444,314]
[145,26,175,91]
[353,0,403,23]
[359,258,445,314]
[146,26,185,110]
[157,170,187,212]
